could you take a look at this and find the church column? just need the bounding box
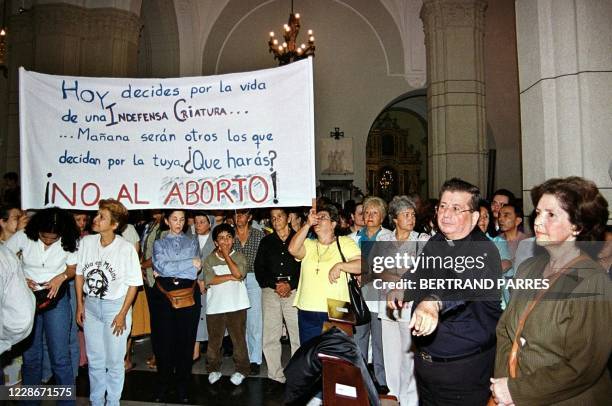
[515,0,612,213]
[420,0,488,195]
[3,9,33,175]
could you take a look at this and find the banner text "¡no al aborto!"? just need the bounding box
[18,59,316,210]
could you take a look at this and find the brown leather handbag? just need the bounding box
[488,255,587,405]
[156,280,196,309]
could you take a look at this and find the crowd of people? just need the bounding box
[0,173,610,406]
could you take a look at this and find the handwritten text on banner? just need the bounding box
[19,59,315,210]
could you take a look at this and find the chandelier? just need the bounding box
[0,0,7,77]
[379,169,394,191]
[267,0,315,65]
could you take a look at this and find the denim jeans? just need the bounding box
[245,273,263,364]
[42,281,79,381]
[68,280,80,376]
[22,290,74,406]
[84,296,132,406]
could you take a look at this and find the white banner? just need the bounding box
[19,59,316,210]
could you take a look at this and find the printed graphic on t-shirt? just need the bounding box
[82,260,118,298]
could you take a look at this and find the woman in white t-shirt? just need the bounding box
[75,199,142,406]
[5,206,80,394]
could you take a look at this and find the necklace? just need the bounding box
[316,239,335,274]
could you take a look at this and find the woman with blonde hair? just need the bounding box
[354,195,392,392]
[75,199,142,406]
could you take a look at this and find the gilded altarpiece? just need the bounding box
[366,113,427,201]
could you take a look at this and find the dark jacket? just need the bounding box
[495,253,612,405]
[284,327,379,406]
[404,227,503,357]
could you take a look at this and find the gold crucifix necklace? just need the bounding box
[316,239,335,274]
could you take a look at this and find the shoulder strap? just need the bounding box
[337,238,358,285]
[336,238,346,263]
[155,279,169,294]
[508,254,588,378]
[156,279,196,294]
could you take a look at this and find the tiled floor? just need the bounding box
[74,337,289,405]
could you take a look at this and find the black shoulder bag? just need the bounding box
[336,238,370,326]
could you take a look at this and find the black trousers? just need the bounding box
[143,283,157,352]
[415,347,495,406]
[149,278,200,394]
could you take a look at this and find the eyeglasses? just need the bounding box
[436,204,473,216]
[317,215,332,222]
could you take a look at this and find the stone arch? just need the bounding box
[137,0,180,78]
[201,0,404,76]
[366,89,428,199]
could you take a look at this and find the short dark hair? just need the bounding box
[0,205,20,221]
[439,178,481,211]
[212,223,235,241]
[491,188,516,204]
[317,203,339,223]
[499,202,523,219]
[163,209,188,233]
[192,210,210,221]
[529,184,542,206]
[269,207,288,217]
[478,199,494,220]
[535,177,608,242]
[24,207,79,252]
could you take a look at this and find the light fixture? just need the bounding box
[0,0,7,77]
[267,0,315,65]
[379,169,394,191]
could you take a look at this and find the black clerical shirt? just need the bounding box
[406,227,502,358]
[254,229,300,290]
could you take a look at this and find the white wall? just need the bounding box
[192,0,421,191]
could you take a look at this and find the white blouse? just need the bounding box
[5,230,77,284]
